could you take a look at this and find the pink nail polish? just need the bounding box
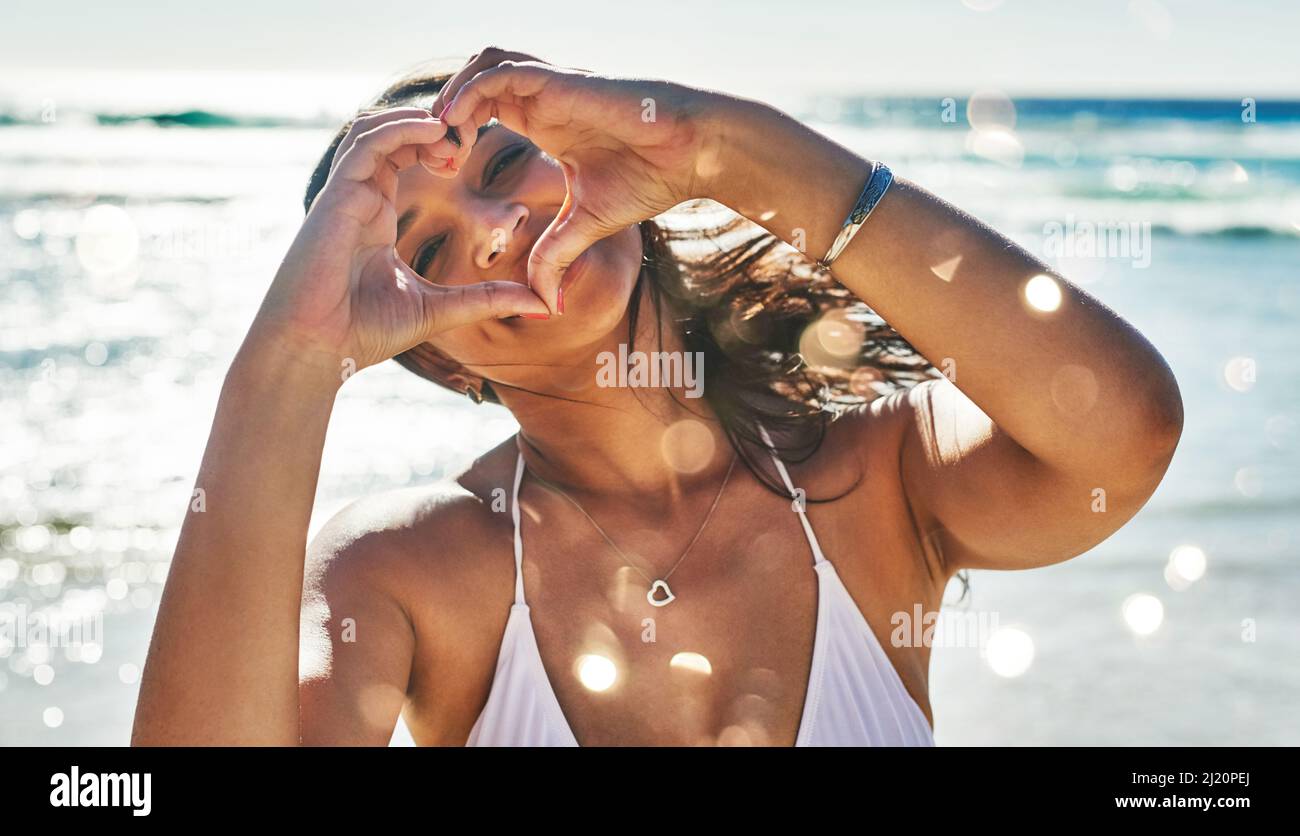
[522,312,550,319]
[557,286,564,315]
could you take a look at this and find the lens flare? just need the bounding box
[577,654,618,692]
[75,204,139,278]
[670,652,713,676]
[1122,593,1164,635]
[1223,356,1256,393]
[966,90,1017,132]
[1168,544,1207,583]
[930,254,962,282]
[985,626,1034,678]
[1024,274,1062,312]
[661,420,716,474]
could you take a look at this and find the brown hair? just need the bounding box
[305,64,968,600]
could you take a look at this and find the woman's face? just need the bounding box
[392,122,644,394]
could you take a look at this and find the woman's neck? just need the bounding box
[498,285,737,507]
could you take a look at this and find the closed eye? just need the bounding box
[413,234,446,278]
[483,143,530,189]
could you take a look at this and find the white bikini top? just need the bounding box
[465,423,935,746]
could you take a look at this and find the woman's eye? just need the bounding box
[483,144,528,188]
[413,235,446,277]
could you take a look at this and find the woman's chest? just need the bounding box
[406,430,942,744]
[523,533,822,746]
[510,473,938,745]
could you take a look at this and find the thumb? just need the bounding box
[528,164,609,313]
[420,279,551,337]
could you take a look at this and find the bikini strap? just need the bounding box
[756,421,827,567]
[511,449,527,606]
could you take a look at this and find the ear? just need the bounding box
[396,342,482,390]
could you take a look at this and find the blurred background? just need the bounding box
[1,0,1296,746]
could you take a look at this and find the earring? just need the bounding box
[464,385,484,405]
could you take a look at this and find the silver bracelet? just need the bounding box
[817,161,893,269]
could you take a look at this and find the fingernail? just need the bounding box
[522,312,550,319]
[557,286,564,315]
[438,102,451,121]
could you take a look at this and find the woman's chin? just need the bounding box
[569,229,643,312]
[504,229,641,342]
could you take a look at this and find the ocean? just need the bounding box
[1,74,1296,745]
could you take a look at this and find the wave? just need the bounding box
[4,96,1299,131]
[1142,494,1300,519]
[1161,224,1298,239]
[94,109,334,128]
[824,96,1300,127]
[0,108,337,129]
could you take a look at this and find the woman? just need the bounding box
[132,48,1183,746]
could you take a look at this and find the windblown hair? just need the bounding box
[304,63,968,602]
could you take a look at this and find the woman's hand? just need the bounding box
[438,48,726,314]
[252,106,551,378]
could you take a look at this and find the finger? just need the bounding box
[417,146,458,178]
[369,146,457,199]
[422,279,552,336]
[333,118,453,184]
[432,47,547,120]
[436,50,528,166]
[441,97,530,168]
[442,65,552,167]
[528,168,610,314]
[442,62,553,131]
[332,107,434,173]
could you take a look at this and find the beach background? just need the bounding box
[1,0,1297,745]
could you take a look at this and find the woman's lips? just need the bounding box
[561,248,594,295]
[498,244,600,321]
[506,249,594,321]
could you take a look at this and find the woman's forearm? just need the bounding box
[701,95,1183,475]
[132,331,342,745]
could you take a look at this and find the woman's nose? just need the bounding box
[476,204,529,270]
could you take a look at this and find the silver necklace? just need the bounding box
[526,452,739,608]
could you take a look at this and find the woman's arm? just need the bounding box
[132,107,548,745]
[436,53,1184,575]
[700,97,1184,574]
[132,337,341,744]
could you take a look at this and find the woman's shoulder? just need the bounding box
[830,380,944,465]
[304,436,520,613]
[780,386,917,495]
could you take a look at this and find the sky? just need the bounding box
[1,0,1298,107]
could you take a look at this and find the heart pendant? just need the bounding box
[647,579,676,607]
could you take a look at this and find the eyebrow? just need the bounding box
[395,122,503,247]
[396,207,422,243]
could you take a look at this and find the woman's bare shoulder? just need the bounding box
[830,383,933,466]
[304,436,520,606]
[781,389,914,496]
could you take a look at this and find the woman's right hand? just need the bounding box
[249,107,550,376]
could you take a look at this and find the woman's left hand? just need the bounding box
[438,48,725,313]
